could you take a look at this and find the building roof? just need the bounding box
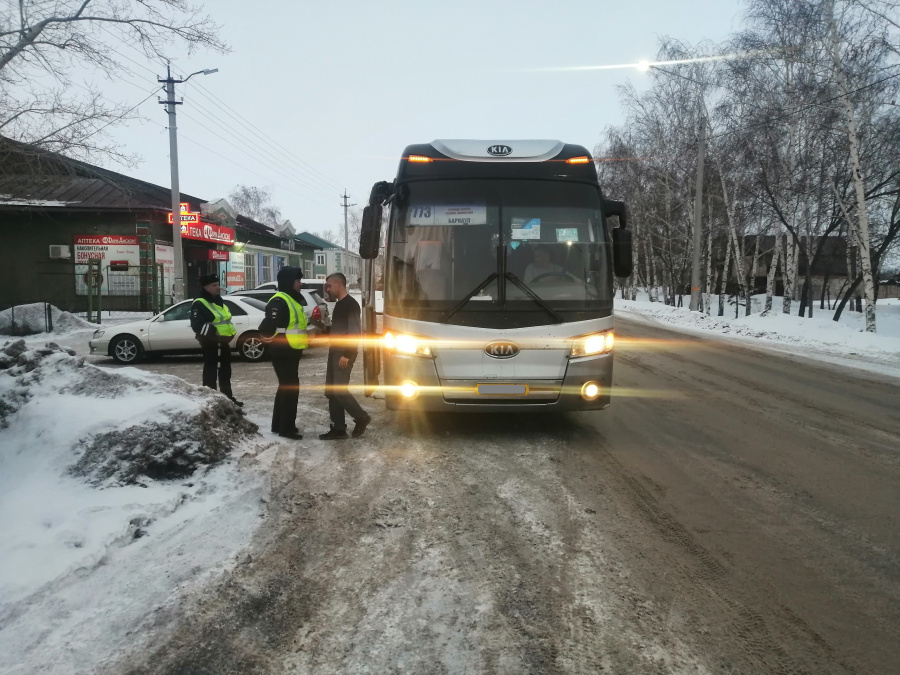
[0,135,205,212]
[235,214,275,236]
[295,231,339,250]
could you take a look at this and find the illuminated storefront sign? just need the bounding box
[168,202,235,245]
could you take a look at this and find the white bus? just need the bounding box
[358,139,632,412]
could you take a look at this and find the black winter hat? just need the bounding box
[199,273,220,286]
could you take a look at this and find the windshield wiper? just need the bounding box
[445,273,498,321]
[504,272,565,324]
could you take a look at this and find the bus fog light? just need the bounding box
[581,381,601,401]
[400,381,419,399]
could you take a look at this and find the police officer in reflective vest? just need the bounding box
[190,273,243,407]
[258,266,308,439]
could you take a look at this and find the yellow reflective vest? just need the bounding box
[194,298,236,337]
[271,291,308,349]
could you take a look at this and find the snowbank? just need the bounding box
[616,294,900,378]
[0,340,267,673]
[0,302,95,337]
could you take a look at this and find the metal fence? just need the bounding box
[0,302,56,336]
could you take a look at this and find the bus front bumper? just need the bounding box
[383,352,612,412]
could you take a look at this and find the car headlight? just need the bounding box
[384,331,433,357]
[92,329,105,339]
[570,330,614,357]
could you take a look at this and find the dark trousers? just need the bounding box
[201,341,232,397]
[271,347,303,435]
[325,349,368,431]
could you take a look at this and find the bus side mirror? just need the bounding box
[612,228,633,278]
[359,204,382,260]
[604,199,632,278]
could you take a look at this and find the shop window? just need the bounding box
[261,254,273,284]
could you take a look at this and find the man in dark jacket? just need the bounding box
[190,273,243,406]
[258,266,308,439]
[320,272,371,440]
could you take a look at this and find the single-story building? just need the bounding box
[0,137,234,313]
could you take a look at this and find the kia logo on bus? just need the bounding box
[484,340,519,359]
[487,145,512,157]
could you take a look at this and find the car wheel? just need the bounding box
[111,335,144,364]
[238,333,267,361]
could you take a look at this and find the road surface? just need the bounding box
[91,316,898,674]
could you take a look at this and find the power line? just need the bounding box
[192,80,343,191]
[177,107,334,207]
[98,26,346,206]
[175,132,330,206]
[184,97,338,200]
[76,89,158,144]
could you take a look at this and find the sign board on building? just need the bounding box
[226,251,245,291]
[167,202,236,245]
[208,249,230,261]
[74,235,140,296]
[167,202,199,224]
[181,221,236,245]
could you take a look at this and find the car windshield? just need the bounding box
[160,302,191,321]
[240,297,267,311]
[385,179,613,323]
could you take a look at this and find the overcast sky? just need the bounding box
[101,0,746,240]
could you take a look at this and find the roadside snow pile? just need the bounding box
[0,302,95,336]
[72,399,255,486]
[0,340,258,488]
[0,339,268,674]
[0,339,262,602]
[616,296,900,376]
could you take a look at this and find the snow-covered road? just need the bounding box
[2,299,898,674]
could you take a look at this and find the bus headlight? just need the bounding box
[570,330,614,357]
[384,331,433,357]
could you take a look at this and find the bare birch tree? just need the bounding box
[0,0,226,163]
[228,185,283,227]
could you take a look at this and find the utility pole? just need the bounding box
[690,110,706,312]
[340,190,356,262]
[158,65,218,303]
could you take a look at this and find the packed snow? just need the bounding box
[0,340,268,674]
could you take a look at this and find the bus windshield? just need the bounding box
[385,179,613,325]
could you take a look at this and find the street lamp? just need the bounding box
[158,65,219,303]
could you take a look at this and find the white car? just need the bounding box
[229,287,331,332]
[88,295,316,364]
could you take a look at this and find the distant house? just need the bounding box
[295,231,362,286]
[741,234,851,301]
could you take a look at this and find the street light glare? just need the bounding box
[527,52,763,73]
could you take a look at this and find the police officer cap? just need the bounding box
[199,273,219,286]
